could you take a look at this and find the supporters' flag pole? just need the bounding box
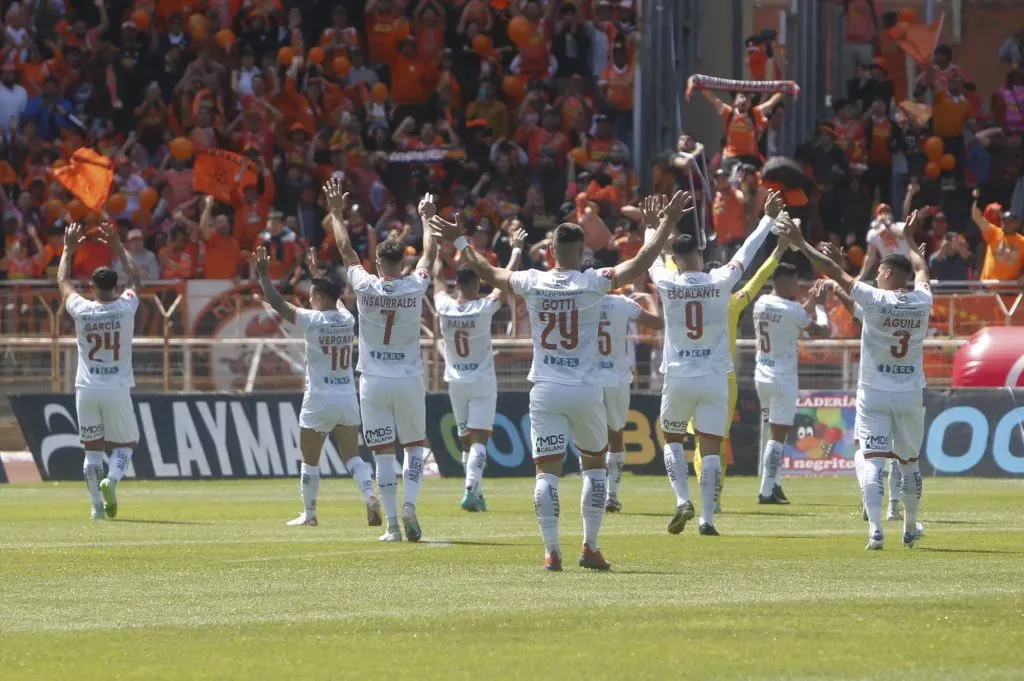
[676,150,712,251]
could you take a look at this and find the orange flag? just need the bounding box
[50,148,114,212]
[885,14,944,66]
[193,149,258,204]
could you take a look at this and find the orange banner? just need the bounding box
[192,149,257,204]
[885,15,944,66]
[50,148,114,211]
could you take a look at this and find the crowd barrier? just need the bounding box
[9,388,1023,482]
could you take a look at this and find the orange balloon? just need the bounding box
[393,19,410,40]
[331,55,351,77]
[924,136,944,162]
[216,29,235,49]
[502,75,525,98]
[939,153,956,171]
[846,245,866,268]
[67,198,88,220]
[898,8,919,23]
[371,82,389,103]
[308,46,325,65]
[278,46,294,65]
[508,16,532,47]
[169,137,194,161]
[472,34,492,55]
[188,13,207,40]
[132,9,150,31]
[42,199,64,222]
[106,193,127,214]
[925,161,942,178]
[139,187,159,210]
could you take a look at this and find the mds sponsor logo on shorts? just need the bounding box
[661,419,688,432]
[534,434,566,455]
[364,425,394,446]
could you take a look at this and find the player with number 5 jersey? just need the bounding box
[787,211,932,551]
[650,191,785,538]
[433,226,525,512]
[58,221,141,521]
[428,191,691,572]
[325,179,440,544]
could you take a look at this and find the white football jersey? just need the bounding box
[510,267,615,385]
[598,294,643,386]
[650,259,742,377]
[866,222,910,260]
[850,281,933,392]
[293,306,356,395]
[752,293,812,384]
[66,291,139,389]
[435,291,501,383]
[349,265,430,378]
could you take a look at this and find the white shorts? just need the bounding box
[76,388,139,444]
[299,391,361,434]
[448,377,497,435]
[660,373,729,439]
[755,379,798,427]
[602,383,631,432]
[359,374,426,448]
[529,381,607,459]
[855,387,925,460]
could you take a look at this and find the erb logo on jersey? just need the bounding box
[363,425,394,446]
[534,434,566,453]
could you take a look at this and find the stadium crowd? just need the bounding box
[0,0,1020,290]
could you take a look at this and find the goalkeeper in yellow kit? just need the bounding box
[689,239,789,510]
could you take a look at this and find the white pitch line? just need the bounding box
[221,542,455,563]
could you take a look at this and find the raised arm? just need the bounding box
[431,254,447,297]
[635,308,664,331]
[802,280,832,337]
[415,193,440,273]
[613,191,694,284]
[98,220,140,290]
[734,236,786,311]
[254,246,298,323]
[429,213,514,293]
[858,241,880,280]
[323,178,361,269]
[57,221,85,300]
[970,189,997,238]
[903,210,930,287]
[490,226,527,303]
[785,219,856,293]
[728,190,784,272]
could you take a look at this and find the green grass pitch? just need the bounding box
[2,476,1023,680]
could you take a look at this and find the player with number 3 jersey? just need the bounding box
[428,191,690,572]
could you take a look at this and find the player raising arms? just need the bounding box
[752,235,831,505]
[324,178,439,543]
[58,221,140,520]
[255,247,380,528]
[432,226,526,512]
[429,191,691,571]
[652,191,785,537]
[584,259,664,513]
[787,212,931,550]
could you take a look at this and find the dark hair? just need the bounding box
[580,258,602,272]
[377,239,405,264]
[92,267,118,292]
[553,223,585,245]
[881,11,898,28]
[171,225,187,240]
[311,276,341,301]
[879,253,912,277]
[934,44,953,59]
[672,233,699,257]
[772,262,799,279]
[455,266,479,286]
[702,260,721,273]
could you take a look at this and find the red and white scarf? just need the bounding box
[686,74,800,101]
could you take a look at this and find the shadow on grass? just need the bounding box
[918,547,1024,556]
[726,511,821,518]
[926,519,981,526]
[115,519,210,526]
[424,539,520,547]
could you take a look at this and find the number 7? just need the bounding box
[381,309,396,345]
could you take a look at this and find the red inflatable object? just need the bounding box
[952,327,1024,387]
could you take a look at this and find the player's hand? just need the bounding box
[95,220,121,247]
[427,214,460,243]
[203,194,216,211]
[322,178,348,216]
[64,222,86,251]
[904,209,920,245]
[418,192,437,220]
[764,190,785,219]
[306,247,321,273]
[640,194,665,228]
[819,241,843,265]
[661,190,694,221]
[510,226,526,250]
[253,246,270,275]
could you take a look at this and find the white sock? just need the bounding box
[759,440,784,497]
[465,442,487,495]
[346,456,375,503]
[663,442,690,506]
[83,450,104,508]
[699,454,721,525]
[402,446,426,508]
[605,451,625,500]
[899,460,922,533]
[374,454,399,530]
[300,463,320,518]
[581,469,607,548]
[888,461,903,508]
[461,450,468,468]
[107,447,132,482]
[857,451,885,537]
[534,473,560,555]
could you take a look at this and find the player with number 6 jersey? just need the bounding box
[325,179,439,543]
[58,221,141,521]
[788,211,932,551]
[429,191,690,572]
[650,191,785,538]
[433,227,525,512]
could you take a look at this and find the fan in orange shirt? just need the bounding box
[555,74,594,137]
[390,37,431,106]
[712,169,749,250]
[365,0,406,66]
[258,211,301,280]
[698,89,783,170]
[972,195,1024,284]
[197,195,245,280]
[159,226,198,280]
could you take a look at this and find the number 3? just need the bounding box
[891,330,910,359]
